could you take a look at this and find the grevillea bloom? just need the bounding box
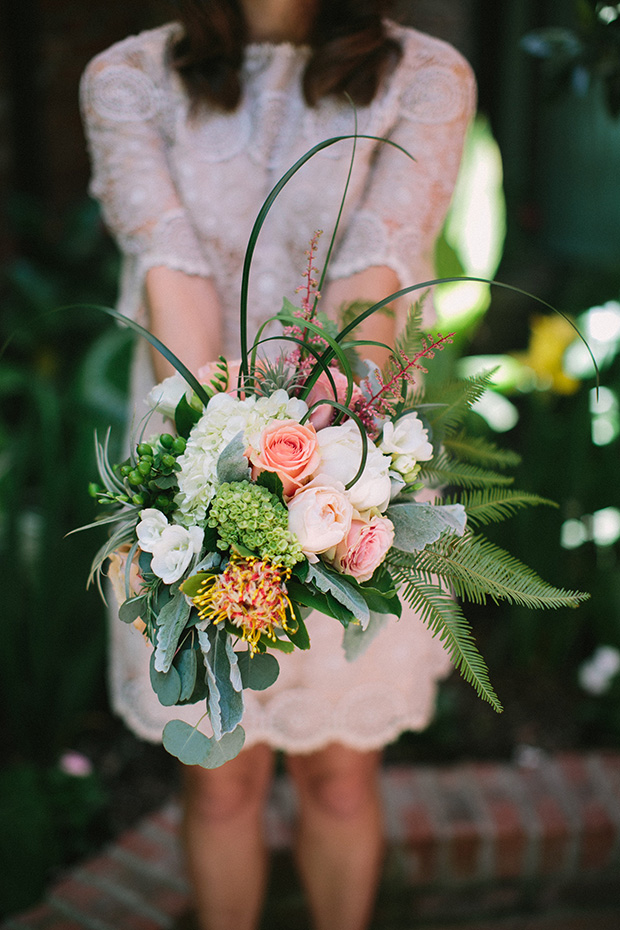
[190,554,292,654]
[332,515,395,583]
[248,418,320,497]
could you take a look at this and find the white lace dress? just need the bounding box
[81,20,476,753]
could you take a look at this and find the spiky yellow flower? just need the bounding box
[191,552,293,654]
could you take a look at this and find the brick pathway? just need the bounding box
[3,751,620,930]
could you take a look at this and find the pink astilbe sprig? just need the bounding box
[356,331,455,428]
[295,229,323,316]
[283,231,330,381]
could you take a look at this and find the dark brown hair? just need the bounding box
[170,0,401,111]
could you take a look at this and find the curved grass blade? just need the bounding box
[300,400,368,491]
[239,133,415,384]
[60,304,211,407]
[331,277,599,388]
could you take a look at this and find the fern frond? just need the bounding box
[446,488,557,528]
[394,297,426,360]
[443,431,521,469]
[420,451,514,490]
[401,531,589,610]
[391,573,502,711]
[422,371,497,439]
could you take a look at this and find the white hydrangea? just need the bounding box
[174,390,308,524]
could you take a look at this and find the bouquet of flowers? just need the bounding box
[83,136,589,769]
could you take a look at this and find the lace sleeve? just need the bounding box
[80,42,212,316]
[329,38,476,303]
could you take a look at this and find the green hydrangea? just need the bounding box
[208,481,303,568]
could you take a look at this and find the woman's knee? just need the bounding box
[183,743,274,825]
[287,746,382,821]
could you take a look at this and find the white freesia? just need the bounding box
[380,412,433,461]
[391,453,419,476]
[175,390,308,524]
[136,508,169,552]
[317,420,392,513]
[150,524,204,584]
[146,372,190,419]
[287,475,353,559]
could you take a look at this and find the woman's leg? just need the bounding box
[180,743,275,930]
[286,743,385,930]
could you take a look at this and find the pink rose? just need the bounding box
[332,515,395,583]
[287,476,353,558]
[306,367,364,430]
[248,419,320,497]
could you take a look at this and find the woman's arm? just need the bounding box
[324,266,400,368]
[145,267,223,382]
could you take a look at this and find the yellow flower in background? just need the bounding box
[516,314,580,395]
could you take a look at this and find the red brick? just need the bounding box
[50,875,162,930]
[434,769,484,882]
[468,762,529,880]
[403,802,440,884]
[517,766,573,875]
[115,826,185,879]
[80,856,190,917]
[4,903,86,930]
[556,754,616,871]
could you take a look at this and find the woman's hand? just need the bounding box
[324,266,400,369]
[145,266,223,382]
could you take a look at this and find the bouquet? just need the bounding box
[83,135,589,769]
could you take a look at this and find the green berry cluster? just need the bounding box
[208,481,303,569]
[90,433,186,515]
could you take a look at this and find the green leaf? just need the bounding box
[446,488,557,529]
[236,651,280,690]
[306,562,370,629]
[153,591,192,673]
[217,433,251,484]
[175,645,199,702]
[397,530,590,610]
[443,431,521,469]
[175,394,202,439]
[256,470,284,502]
[358,570,402,617]
[201,726,246,769]
[285,605,311,649]
[420,452,514,490]
[342,612,391,661]
[287,580,355,626]
[149,652,182,706]
[181,571,213,599]
[198,626,244,739]
[391,574,503,712]
[118,594,148,624]
[162,720,213,766]
[387,502,467,552]
[162,720,246,768]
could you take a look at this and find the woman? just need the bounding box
[81,2,475,928]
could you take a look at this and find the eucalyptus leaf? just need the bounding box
[387,502,467,552]
[153,591,192,673]
[217,433,251,484]
[236,651,280,691]
[306,561,370,630]
[162,719,212,766]
[201,725,246,769]
[287,580,355,626]
[118,594,148,624]
[149,652,182,706]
